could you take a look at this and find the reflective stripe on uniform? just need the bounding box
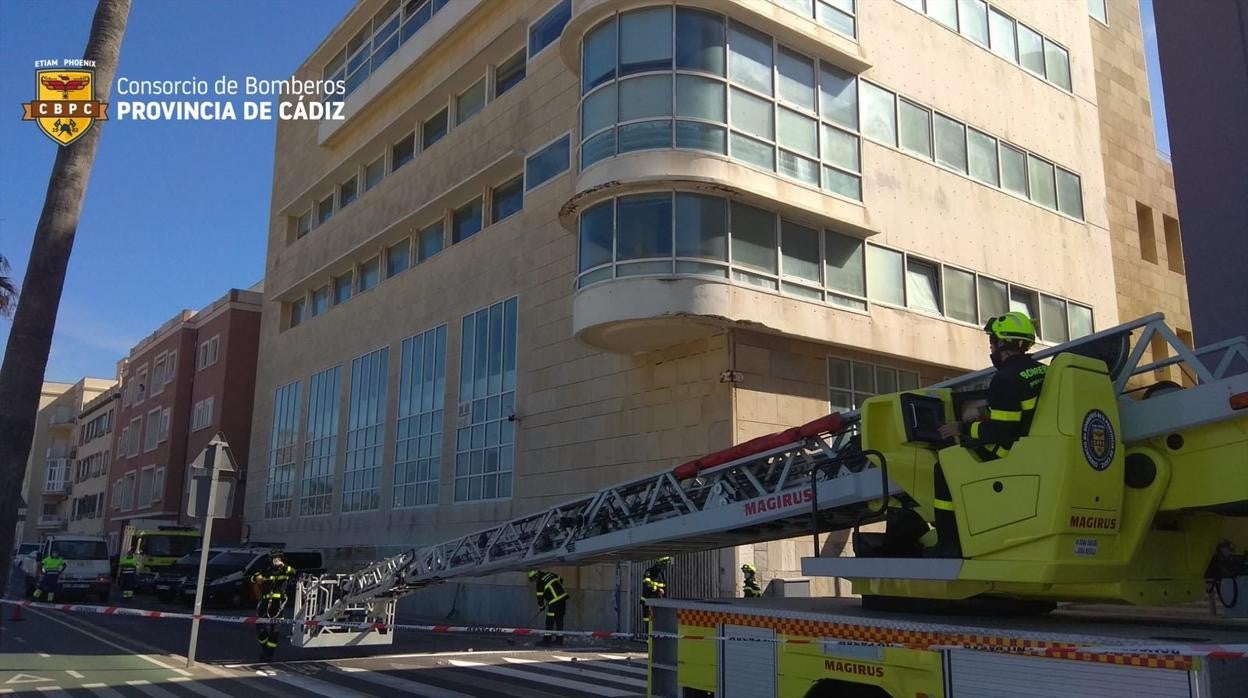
[988,409,1022,421]
[992,445,1010,458]
[1020,397,1038,410]
[933,498,955,511]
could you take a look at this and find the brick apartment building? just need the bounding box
[104,288,262,552]
[67,385,121,536]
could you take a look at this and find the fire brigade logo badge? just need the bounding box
[1081,409,1116,471]
[21,69,109,146]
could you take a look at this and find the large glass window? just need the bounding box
[620,75,672,122]
[978,276,1009,320]
[859,82,896,145]
[358,256,380,292]
[928,0,958,30]
[866,245,904,306]
[456,298,517,502]
[824,230,864,303]
[777,47,815,111]
[495,51,526,98]
[816,0,856,38]
[491,175,524,223]
[456,79,486,125]
[343,347,387,513]
[264,381,301,519]
[395,326,445,508]
[1040,294,1069,343]
[526,135,570,190]
[906,258,942,314]
[676,75,725,121]
[781,220,821,286]
[619,7,672,75]
[579,200,614,273]
[829,357,920,412]
[387,239,409,278]
[819,64,857,129]
[1069,303,1094,339]
[334,271,353,305]
[392,133,415,170]
[529,0,571,57]
[933,113,967,172]
[418,221,444,262]
[675,9,724,74]
[300,366,339,516]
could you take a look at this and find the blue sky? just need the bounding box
[0,0,352,382]
[1,0,1172,382]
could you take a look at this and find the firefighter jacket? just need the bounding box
[961,353,1046,459]
[251,562,296,600]
[534,572,568,607]
[642,566,667,601]
[41,556,65,573]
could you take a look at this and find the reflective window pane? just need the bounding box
[675,193,728,260]
[860,82,897,145]
[578,201,614,271]
[731,132,775,170]
[777,46,816,111]
[988,8,1017,62]
[1018,23,1045,76]
[779,150,819,185]
[977,276,1008,320]
[452,197,483,243]
[525,135,570,191]
[728,22,773,95]
[529,0,571,57]
[619,7,673,75]
[959,0,989,45]
[675,74,725,121]
[816,1,856,38]
[1000,144,1028,197]
[1069,303,1094,339]
[676,120,727,153]
[619,75,672,121]
[582,18,616,93]
[782,221,821,283]
[616,193,673,260]
[581,84,617,136]
[1056,167,1084,219]
[730,88,774,140]
[944,266,977,323]
[822,167,862,200]
[676,8,725,75]
[618,120,672,152]
[581,128,616,168]
[819,63,857,129]
[729,202,776,273]
[778,107,817,157]
[824,230,864,297]
[933,113,967,172]
[822,124,859,172]
[1027,154,1057,209]
[967,128,999,185]
[928,0,958,30]
[456,79,486,125]
[898,99,932,158]
[866,245,904,306]
[1044,39,1072,90]
[1009,287,1038,322]
[906,259,941,314]
[1040,295,1069,342]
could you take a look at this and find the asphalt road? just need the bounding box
[1,568,647,697]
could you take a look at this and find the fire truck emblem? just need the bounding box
[22,69,109,146]
[1081,409,1116,471]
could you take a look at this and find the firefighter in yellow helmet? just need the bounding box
[529,569,569,646]
[932,311,1046,556]
[741,563,762,598]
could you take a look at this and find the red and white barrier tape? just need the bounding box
[3,598,1245,662]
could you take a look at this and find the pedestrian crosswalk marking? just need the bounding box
[33,687,65,694]
[84,685,126,698]
[551,654,649,677]
[64,671,84,679]
[127,680,180,698]
[447,659,637,697]
[329,664,477,698]
[267,670,373,697]
[504,656,647,688]
[174,679,234,698]
[4,674,51,685]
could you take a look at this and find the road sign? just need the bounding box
[186,433,236,519]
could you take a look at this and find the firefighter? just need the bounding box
[640,556,670,632]
[118,547,139,600]
[250,551,296,662]
[741,563,762,598]
[33,549,64,602]
[933,311,1046,557]
[528,569,569,646]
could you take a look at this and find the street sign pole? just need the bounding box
[186,444,219,668]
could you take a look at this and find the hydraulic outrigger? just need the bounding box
[292,313,1248,648]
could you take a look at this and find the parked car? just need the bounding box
[180,547,324,608]
[21,535,112,602]
[151,548,229,602]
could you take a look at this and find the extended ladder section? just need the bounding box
[293,314,1248,645]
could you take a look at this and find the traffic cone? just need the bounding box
[9,603,23,621]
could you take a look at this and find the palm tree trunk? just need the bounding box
[0,0,131,611]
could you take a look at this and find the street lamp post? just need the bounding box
[184,434,236,668]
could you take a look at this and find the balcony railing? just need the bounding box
[36,515,65,529]
[43,458,69,494]
[48,407,75,427]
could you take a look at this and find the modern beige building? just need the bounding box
[248,0,1170,630]
[1087,0,1191,382]
[18,378,114,544]
[67,386,120,537]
